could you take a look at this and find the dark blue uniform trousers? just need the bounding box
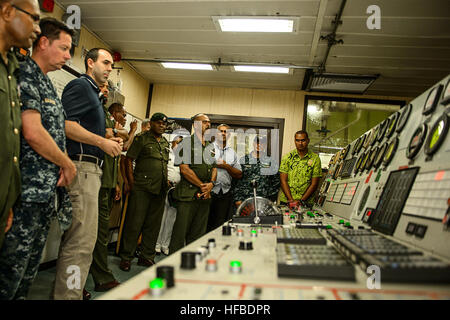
[0,201,54,300]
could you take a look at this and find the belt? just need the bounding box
[70,154,104,167]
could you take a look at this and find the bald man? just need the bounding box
[0,0,41,249]
[169,114,217,254]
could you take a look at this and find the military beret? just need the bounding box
[151,112,168,122]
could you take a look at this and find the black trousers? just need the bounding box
[206,190,233,232]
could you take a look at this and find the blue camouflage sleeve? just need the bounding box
[19,65,42,113]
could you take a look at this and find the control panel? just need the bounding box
[316,75,450,261]
[98,76,450,301]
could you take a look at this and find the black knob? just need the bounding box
[208,238,216,248]
[222,225,232,236]
[156,266,174,288]
[239,241,253,251]
[180,252,196,269]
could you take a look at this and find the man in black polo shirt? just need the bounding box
[53,48,122,300]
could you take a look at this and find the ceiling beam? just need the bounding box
[308,0,328,66]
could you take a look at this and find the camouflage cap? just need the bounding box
[151,112,168,122]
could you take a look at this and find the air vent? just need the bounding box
[304,73,379,94]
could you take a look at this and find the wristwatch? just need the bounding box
[210,180,217,186]
[113,128,118,136]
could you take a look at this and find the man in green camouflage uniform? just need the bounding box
[0,18,76,300]
[0,0,41,250]
[169,114,217,254]
[233,136,280,208]
[119,112,170,271]
[280,130,322,208]
[89,99,125,291]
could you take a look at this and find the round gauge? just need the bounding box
[385,112,399,139]
[354,153,365,174]
[333,162,344,180]
[382,137,399,166]
[423,85,443,115]
[340,145,350,161]
[357,134,367,153]
[352,136,362,155]
[365,146,378,171]
[329,154,336,166]
[367,127,378,147]
[377,119,388,142]
[363,130,374,149]
[360,150,371,172]
[334,150,342,165]
[396,104,412,133]
[425,113,449,156]
[373,142,388,169]
[406,124,428,160]
[441,78,450,105]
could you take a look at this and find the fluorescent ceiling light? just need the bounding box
[233,65,290,74]
[213,16,297,33]
[161,62,213,70]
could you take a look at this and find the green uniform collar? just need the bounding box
[1,49,19,74]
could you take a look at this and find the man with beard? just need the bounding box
[169,113,217,254]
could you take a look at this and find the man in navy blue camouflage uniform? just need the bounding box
[233,136,280,210]
[0,18,76,300]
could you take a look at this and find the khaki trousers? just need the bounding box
[53,161,102,300]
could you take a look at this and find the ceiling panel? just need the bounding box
[59,0,450,97]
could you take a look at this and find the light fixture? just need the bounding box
[161,62,213,70]
[212,16,298,33]
[233,65,290,74]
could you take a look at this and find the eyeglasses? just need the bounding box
[12,5,40,23]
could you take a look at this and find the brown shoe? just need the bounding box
[83,289,91,300]
[137,257,155,267]
[94,280,120,292]
[119,259,131,272]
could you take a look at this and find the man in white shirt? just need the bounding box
[206,124,242,232]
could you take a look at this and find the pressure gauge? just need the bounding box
[406,124,428,160]
[424,113,449,157]
[383,137,399,166]
[396,104,412,133]
[423,85,443,115]
[385,112,398,139]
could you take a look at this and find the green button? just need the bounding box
[290,214,296,219]
[230,260,242,268]
[326,225,333,229]
[149,278,165,289]
[345,222,351,227]
[339,219,345,224]
[251,230,257,234]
